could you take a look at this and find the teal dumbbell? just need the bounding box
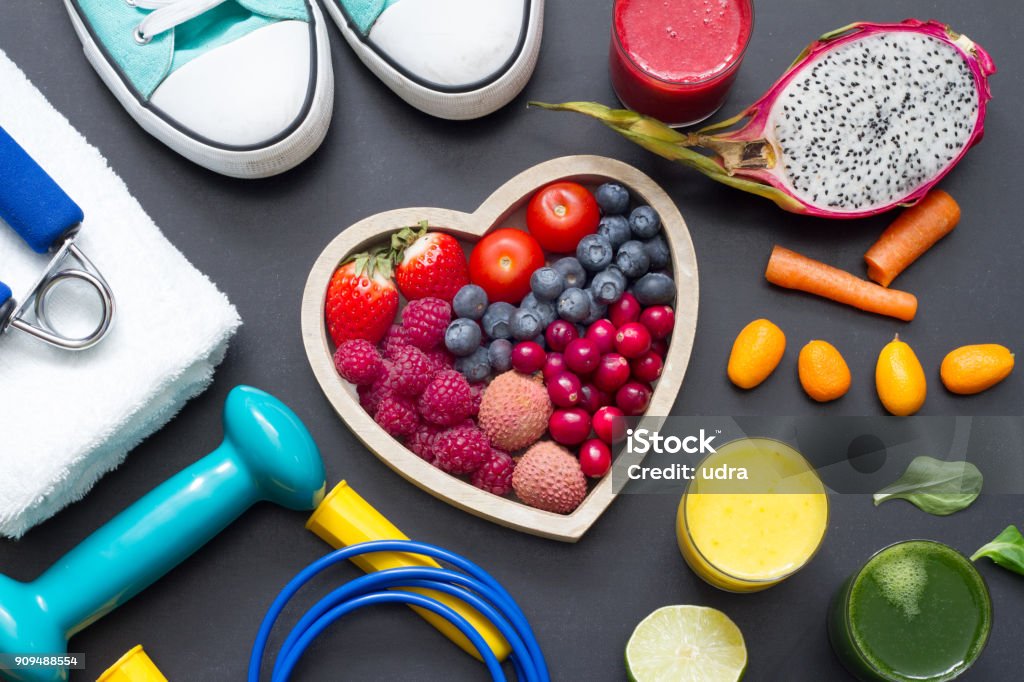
[0,386,327,682]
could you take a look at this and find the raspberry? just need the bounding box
[334,339,383,386]
[358,362,393,414]
[468,382,486,416]
[402,297,451,350]
[417,369,473,426]
[374,394,420,437]
[386,345,435,397]
[424,347,456,373]
[381,324,410,360]
[405,423,441,463]
[434,425,491,474]
[471,450,515,495]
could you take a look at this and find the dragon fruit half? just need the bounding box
[534,19,996,219]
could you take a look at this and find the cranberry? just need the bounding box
[585,319,617,354]
[616,381,652,416]
[542,352,566,382]
[650,338,669,358]
[564,338,600,375]
[592,353,631,392]
[547,372,582,408]
[592,406,626,444]
[579,383,611,413]
[609,293,641,328]
[545,320,579,352]
[579,439,612,478]
[548,408,592,446]
[511,341,546,374]
[631,351,664,383]
[639,305,675,340]
[615,322,652,359]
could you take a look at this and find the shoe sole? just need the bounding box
[62,0,335,179]
[326,0,544,120]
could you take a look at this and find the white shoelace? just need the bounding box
[133,0,231,43]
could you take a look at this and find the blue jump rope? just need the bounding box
[249,540,550,682]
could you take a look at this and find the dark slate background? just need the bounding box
[1,0,1021,680]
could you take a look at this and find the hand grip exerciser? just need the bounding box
[0,386,328,682]
[0,126,114,350]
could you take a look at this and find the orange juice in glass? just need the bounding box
[676,438,829,592]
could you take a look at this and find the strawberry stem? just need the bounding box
[343,246,393,280]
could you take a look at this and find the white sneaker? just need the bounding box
[63,0,334,178]
[326,0,544,119]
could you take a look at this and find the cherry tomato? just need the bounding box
[469,228,545,303]
[526,182,600,254]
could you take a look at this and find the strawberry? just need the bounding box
[326,250,398,346]
[392,221,469,303]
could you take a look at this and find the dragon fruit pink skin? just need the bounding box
[534,20,996,219]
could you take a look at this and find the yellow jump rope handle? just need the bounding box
[306,481,511,662]
[96,646,167,682]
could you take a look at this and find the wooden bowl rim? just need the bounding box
[300,155,699,542]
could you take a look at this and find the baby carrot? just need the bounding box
[766,246,918,321]
[864,189,960,287]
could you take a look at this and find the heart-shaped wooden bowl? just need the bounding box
[301,156,699,542]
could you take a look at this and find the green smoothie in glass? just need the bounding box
[828,540,991,682]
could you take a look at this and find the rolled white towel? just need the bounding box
[0,50,241,538]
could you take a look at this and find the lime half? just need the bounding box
[626,605,747,682]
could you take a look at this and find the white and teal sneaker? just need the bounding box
[63,0,334,178]
[327,0,544,119]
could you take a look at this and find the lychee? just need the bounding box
[512,441,587,514]
[478,371,552,451]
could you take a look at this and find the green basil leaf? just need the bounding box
[873,456,982,516]
[971,525,1024,576]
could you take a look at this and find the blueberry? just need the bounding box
[557,287,591,323]
[616,240,651,279]
[594,182,630,215]
[455,346,491,383]
[590,268,626,305]
[522,293,557,327]
[452,284,488,320]
[445,318,482,357]
[530,267,565,302]
[582,289,608,325]
[511,307,544,340]
[606,265,628,288]
[597,215,632,251]
[633,272,676,306]
[482,302,516,340]
[629,206,661,239]
[533,334,547,349]
[576,234,613,272]
[553,257,587,289]
[643,234,670,270]
[539,304,557,328]
[487,338,513,373]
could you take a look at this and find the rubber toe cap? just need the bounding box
[369,0,525,88]
[149,20,314,148]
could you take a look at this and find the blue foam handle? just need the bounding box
[0,126,83,254]
[0,280,13,328]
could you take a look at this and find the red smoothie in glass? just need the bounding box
[610,0,753,126]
